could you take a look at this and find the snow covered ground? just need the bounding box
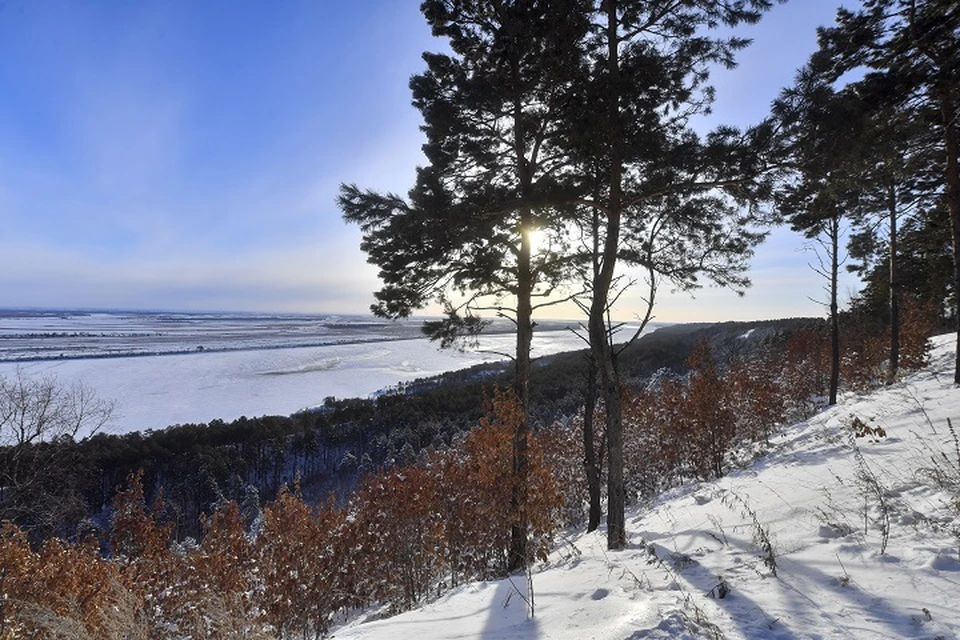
[0,310,428,360]
[0,310,611,435]
[333,334,960,640]
[4,330,591,436]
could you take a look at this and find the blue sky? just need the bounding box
[1,1,858,322]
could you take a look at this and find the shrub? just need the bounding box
[0,522,141,639]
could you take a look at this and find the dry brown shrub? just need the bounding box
[535,418,585,528]
[727,356,787,445]
[341,390,564,610]
[898,295,937,371]
[174,501,271,639]
[350,464,446,608]
[258,485,349,639]
[843,294,937,390]
[623,379,687,498]
[109,470,185,636]
[0,522,146,639]
[680,342,737,480]
[623,340,794,498]
[0,522,35,638]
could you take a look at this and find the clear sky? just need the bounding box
[0,1,860,322]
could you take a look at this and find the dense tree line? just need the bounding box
[0,393,570,639]
[2,313,925,547]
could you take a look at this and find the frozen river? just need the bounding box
[0,310,601,436]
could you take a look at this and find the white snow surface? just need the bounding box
[334,334,960,640]
[6,335,585,435]
[0,311,611,435]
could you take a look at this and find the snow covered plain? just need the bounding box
[0,310,601,435]
[334,334,960,640]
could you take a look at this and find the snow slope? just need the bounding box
[334,334,960,640]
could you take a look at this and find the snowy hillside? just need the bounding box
[334,334,960,640]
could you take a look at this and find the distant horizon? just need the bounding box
[0,304,823,326]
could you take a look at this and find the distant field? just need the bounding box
[0,310,629,436]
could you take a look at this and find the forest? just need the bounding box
[2,0,958,637]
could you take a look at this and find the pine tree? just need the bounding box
[842,72,941,383]
[774,66,872,405]
[849,204,953,327]
[340,0,588,570]
[564,0,777,550]
[817,0,960,382]
[343,0,779,555]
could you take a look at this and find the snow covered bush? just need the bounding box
[0,521,142,639]
[623,341,792,499]
[258,485,349,638]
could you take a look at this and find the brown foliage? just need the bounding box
[620,312,938,502]
[681,343,738,480]
[623,340,794,498]
[258,485,348,638]
[174,501,267,639]
[4,312,942,638]
[898,295,937,371]
[347,390,565,602]
[0,521,142,639]
[350,465,446,608]
[843,295,937,390]
[536,418,587,528]
[0,390,572,639]
[727,356,786,445]
[110,470,174,564]
[779,327,830,415]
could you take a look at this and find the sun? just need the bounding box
[526,228,547,255]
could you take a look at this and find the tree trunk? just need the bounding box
[508,205,533,572]
[582,352,602,532]
[507,23,534,564]
[590,293,624,550]
[887,181,900,385]
[593,0,627,551]
[583,192,604,533]
[829,213,841,406]
[940,90,960,384]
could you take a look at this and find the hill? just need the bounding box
[332,333,960,640]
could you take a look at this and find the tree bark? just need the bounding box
[829,212,841,406]
[508,23,533,566]
[940,90,960,384]
[582,193,604,533]
[590,0,627,551]
[509,211,532,571]
[887,181,900,385]
[582,352,602,532]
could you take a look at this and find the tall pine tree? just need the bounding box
[774,66,874,405]
[340,0,587,571]
[344,0,779,555]
[564,0,777,550]
[841,71,940,382]
[817,0,960,382]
